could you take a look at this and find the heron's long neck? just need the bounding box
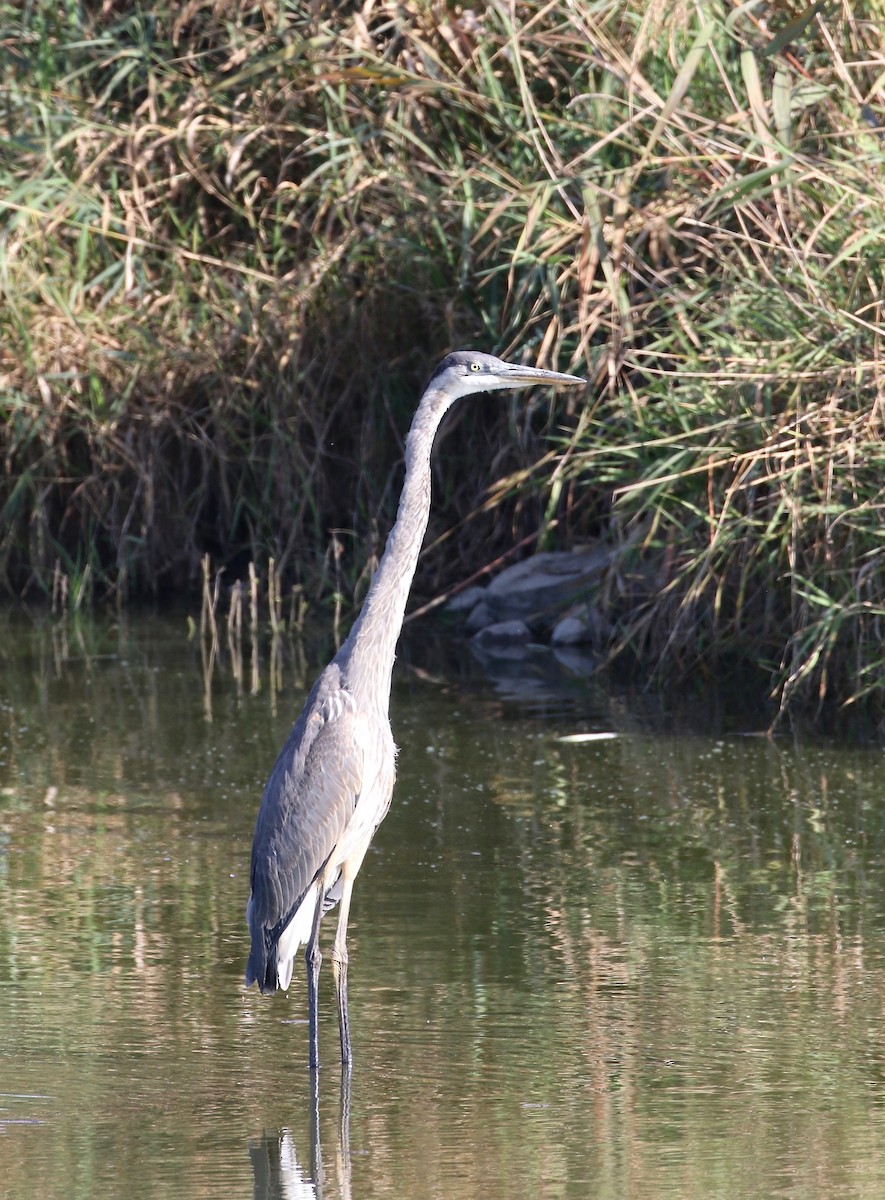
[338,387,453,711]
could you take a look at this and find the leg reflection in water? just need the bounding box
[249,1066,353,1200]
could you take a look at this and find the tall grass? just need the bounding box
[1,0,883,719]
[496,1,885,721]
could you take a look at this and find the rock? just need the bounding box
[446,585,488,613]
[470,618,533,645]
[550,615,588,646]
[464,599,495,634]
[551,604,613,648]
[483,548,613,628]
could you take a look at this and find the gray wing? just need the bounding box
[246,664,364,988]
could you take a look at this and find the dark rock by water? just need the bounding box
[449,548,615,650]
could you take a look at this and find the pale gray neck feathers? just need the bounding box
[335,384,456,711]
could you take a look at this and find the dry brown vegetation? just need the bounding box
[1,0,883,720]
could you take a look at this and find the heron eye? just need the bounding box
[469,362,482,372]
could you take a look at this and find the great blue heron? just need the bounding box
[245,350,585,1066]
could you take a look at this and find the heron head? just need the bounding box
[427,351,585,400]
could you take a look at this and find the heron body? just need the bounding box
[245,350,585,1066]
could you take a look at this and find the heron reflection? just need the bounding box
[249,1068,352,1200]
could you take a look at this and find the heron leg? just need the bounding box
[331,875,356,1064]
[306,886,326,1069]
[309,1065,324,1191]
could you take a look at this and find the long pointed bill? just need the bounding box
[500,363,586,388]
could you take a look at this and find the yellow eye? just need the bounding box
[469,362,482,372]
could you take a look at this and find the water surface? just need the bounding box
[1,611,884,1199]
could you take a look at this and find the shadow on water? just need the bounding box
[250,1069,352,1200]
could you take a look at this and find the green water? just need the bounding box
[1,611,884,1199]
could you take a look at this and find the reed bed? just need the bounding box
[1,0,883,720]
[191,551,309,721]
